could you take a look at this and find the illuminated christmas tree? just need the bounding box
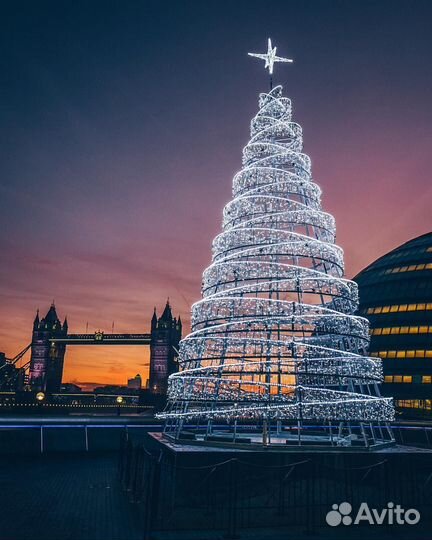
[160,40,394,448]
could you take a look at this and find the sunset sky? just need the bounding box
[1,1,431,387]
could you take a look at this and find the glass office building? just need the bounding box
[355,232,432,415]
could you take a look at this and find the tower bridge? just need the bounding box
[1,301,181,395]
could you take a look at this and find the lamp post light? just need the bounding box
[116,395,123,416]
[35,392,45,419]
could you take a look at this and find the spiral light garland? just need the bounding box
[159,85,394,446]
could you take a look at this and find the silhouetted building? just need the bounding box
[149,301,181,394]
[60,382,82,393]
[355,232,432,415]
[0,352,25,391]
[94,384,127,394]
[127,374,142,390]
[28,303,67,393]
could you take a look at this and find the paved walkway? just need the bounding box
[0,453,141,540]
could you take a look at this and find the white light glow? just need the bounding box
[248,38,293,75]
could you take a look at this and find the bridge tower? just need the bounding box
[28,303,67,392]
[149,301,182,394]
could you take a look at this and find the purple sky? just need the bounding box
[1,1,431,385]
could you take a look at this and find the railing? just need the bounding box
[0,421,156,454]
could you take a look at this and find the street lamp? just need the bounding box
[116,395,123,416]
[36,392,45,402]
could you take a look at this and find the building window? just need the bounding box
[362,303,432,315]
[373,349,432,359]
[371,325,432,335]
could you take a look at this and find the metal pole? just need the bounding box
[262,419,268,445]
[40,425,44,454]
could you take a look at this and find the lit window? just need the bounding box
[417,264,426,270]
[426,351,432,358]
[382,327,391,335]
[384,376,393,383]
[382,306,390,313]
[396,351,406,358]
[399,304,408,312]
[403,376,412,383]
[387,351,397,358]
[390,305,398,312]
[419,326,429,334]
[427,304,432,310]
[406,350,415,358]
[426,263,432,270]
[400,326,409,333]
[390,327,400,334]
[394,376,403,383]
[417,303,426,310]
[408,265,417,271]
[409,327,419,334]
[407,304,417,311]
[375,307,382,314]
[422,376,432,384]
[367,308,374,314]
[416,350,425,358]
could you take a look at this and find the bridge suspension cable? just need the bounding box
[3,344,31,369]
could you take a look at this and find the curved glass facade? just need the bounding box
[355,233,432,415]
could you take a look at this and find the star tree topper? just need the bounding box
[248,38,293,76]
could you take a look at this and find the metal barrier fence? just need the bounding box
[119,436,432,539]
[0,423,153,454]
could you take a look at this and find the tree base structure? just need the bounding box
[119,433,431,539]
[161,422,395,451]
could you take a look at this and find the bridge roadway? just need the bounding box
[51,333,151,345]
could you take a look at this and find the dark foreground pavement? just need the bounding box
[0,453,141,540]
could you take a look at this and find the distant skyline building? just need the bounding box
[60,382,82,393]
[355,232,432,415]
[127,373,142,390]
[0,352,25,391]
